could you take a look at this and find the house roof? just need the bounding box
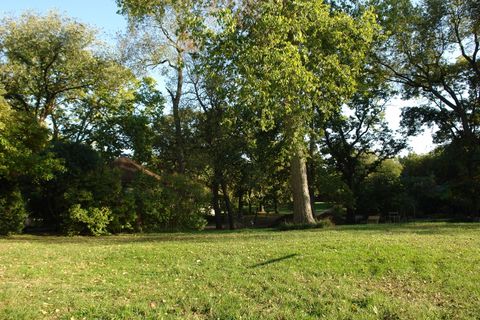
[113,157,161,182]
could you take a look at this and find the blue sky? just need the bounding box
[0,1,435,154]
[0,0,126,41]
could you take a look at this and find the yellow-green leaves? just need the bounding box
[0,12,137,140]
[227,0,379,147]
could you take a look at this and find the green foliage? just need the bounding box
[401,142,480,217]
[316,168,355,211]
[0,87,62,235]
[131,175,169,231]
[357,159,404,216]
[0,87,63,184]
[162,174,209,230]
[0,189,27,235]
[381,0,479,142]
[132,174,209,231]
[93,77,165,163]
[27,142,125,232]
[221,0,379,147]
[0,12,137,141]
[66,205,113,236]
[380,0,479,215]
[108,190,138,233]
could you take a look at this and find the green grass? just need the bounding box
[313,202,332,212]
[275,201,331,215]
[1,223,480,319]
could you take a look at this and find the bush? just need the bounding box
[132,173,209,231]
[109,189,137,233]
[27,142,129,233]
[66,204,112,236]
[0,190,27,235]
[160,174,209,230]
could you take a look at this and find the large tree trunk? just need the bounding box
[290,150,315,224]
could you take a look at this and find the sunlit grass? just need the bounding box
[1,223,479,319]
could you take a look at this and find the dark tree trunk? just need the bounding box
[212,181,222,230]
[273,193,279,214]
[248,189,253,215]
[237,191,244,222]
[221,180,235,230]
[307,161,316,216]
[307,132,316,216]
[171,59,186,174]
[346,207,356,224]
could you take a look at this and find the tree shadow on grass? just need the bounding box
[248,253,298,268]
[2,222,479,245]
[0,230,283,246]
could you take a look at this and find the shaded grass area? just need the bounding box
[274,201,331,215]
[1,223,480,319]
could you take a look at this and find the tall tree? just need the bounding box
[0,86,62,234]
[189,55,247,229]
[117,0,217,173]
[0,12,134,141]
[379,0,480,214]
[213,0,378,224]
[321,55,406,222]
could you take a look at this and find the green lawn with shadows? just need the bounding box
[1,223,479,319]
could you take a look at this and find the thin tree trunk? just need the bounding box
[291,149,315,224]
[346,207,356,224]
[221,180,235,230]
[237,191,244,222]
[51,114,59,141]
[307,124,317,215]
[273,193,279,214]
[212,182,222,230]
[248,189,253,215]
[171,58,186,174]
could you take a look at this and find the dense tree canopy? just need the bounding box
[1,0,479,235]
[0,12,136,141]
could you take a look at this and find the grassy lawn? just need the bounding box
[1,223,480,319]
[274,202,331,215]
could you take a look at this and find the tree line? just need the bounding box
[0,0,478,235]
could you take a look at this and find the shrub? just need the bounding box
[109,189,137,233]
[160,174,209,230]
[132,173,209,231]
[27,142,129,233]
[0,190,27,235]
[66,204,112,236]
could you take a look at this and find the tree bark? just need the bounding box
[290,149,315,224]
[307,138,316,216]
[221,180,235,230]
[212,181,222,230]
[248,189,253,215]
[171,56,186,174]
[346,207,356,224]
[273,193,279,214]
[237,191,244,222]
